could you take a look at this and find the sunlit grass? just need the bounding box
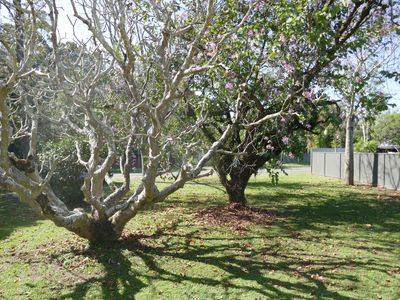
[0,174,399,299]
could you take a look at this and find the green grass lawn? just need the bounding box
[0,174,399,299]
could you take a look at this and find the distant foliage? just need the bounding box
[354,140,378,153]
[374,112,400,145]
[39,139,86,208]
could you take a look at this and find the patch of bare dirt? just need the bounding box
[194,203,276,231]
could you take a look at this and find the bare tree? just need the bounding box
[1,0,281,241]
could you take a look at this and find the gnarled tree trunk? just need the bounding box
[34,192,121,242]
[215,153,270,206]
[218,169,251,206]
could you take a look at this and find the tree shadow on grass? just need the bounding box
[56,242,146,300]
[246,180,400,256]
[247,181,400,230]
[53,222,400,300]
[0,190,39,240]
[54,211,396,300]
[50,178,400,299]
[163,179,400,244]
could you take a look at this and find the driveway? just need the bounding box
[283,167,311,174]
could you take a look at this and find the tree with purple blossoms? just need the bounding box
[187,0,398,205]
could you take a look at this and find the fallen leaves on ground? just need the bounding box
[194,203,276,231]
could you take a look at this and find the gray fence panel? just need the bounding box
[311,151,399,191]
[312,152,325,176]
[377,154,386,187]
[384,154,400,190]
[340,153,345,179]
[360,153,375,185]
[354,153,361,182]
[325,153,341,178]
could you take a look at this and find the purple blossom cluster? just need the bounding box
[254,1,265,11]
[280,61,295,73]
[357,107,367,115]
[225,82,234,90]
[302,90,314,100]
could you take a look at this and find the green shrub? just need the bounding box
[354,140,378,153]
[39,139,87,209]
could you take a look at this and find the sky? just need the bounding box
[383,78,400,108]
[56,2,91,42]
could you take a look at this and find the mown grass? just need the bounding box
[0,174,399,299]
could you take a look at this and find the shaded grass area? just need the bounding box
[0,190,39,241]
[0,174,399,299]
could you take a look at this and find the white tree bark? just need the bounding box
[344,114,355,186]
